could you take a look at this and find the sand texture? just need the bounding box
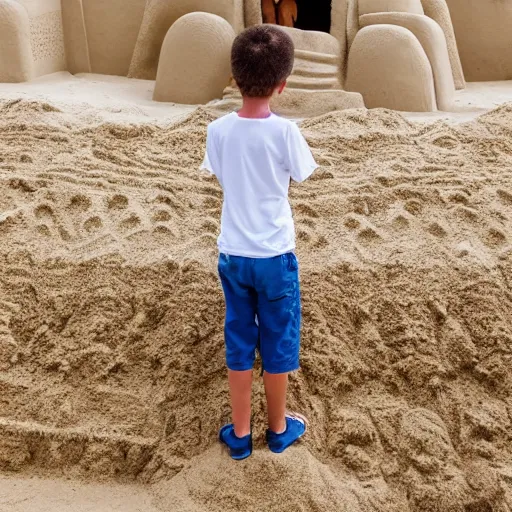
[0,476,160,512]
[0,98,512,511]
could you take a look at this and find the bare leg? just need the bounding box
[228,369,252,438]
[263,371,288,433]
[261,0,277,24]
[277,0,298,27]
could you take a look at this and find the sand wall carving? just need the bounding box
[446,0,512,82]
[82,0,145,77]
[346,24,437,111]
[129,0,244,80]
[0,0,33,82]
[16,0,66,77]
[153,13,235,105]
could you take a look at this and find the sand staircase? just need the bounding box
[287,49,343,90]
[218,31,363,117]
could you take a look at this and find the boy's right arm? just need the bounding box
[200,124,219,178]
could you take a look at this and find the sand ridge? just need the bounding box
[0,99,512,510]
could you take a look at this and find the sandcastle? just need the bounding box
[1,0,511,114]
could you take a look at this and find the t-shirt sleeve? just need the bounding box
[285,122,318,183]
[200,124,219,176]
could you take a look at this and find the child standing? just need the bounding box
[201,25,318,460]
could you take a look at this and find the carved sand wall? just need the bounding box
[446,0,512,82]
[16,0,66,77]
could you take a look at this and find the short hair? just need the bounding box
[231,25,295,98]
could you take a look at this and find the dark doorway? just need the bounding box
[261,0,332,34]
[295,0,332,33]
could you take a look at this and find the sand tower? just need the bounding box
[345,0,466,111]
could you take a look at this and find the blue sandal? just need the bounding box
[266,412,307,454]
[219,424,252,460]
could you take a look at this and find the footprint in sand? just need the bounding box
[107,194,129,211]
[427,222,448,238]
[483,228,507,248]
[34,203,72,241]
[497,189,512,206]
[83,216,103,234]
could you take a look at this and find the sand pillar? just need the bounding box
[421,0,465,89]
[0,0,34,82]
[346,24,437,111]
[153,12,235,105]
[129,0,243,80]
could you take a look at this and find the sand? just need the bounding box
[0,78,512,511]
[0,476,159,512]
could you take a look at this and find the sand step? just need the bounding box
[287,75,341,90]
[294,49,340,64]
[289,49,342,89]
[0,417,158,479]
[293,59,340,78]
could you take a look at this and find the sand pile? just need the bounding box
[1,99,512,511]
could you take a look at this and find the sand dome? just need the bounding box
[153,12,235,105]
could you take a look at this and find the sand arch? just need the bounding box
[153,12,235,105]
[129,0,243,80]
[360,13,455,110]
[346,24,437,111]
[0,0,33,82]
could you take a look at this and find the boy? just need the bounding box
[201,25,318,460]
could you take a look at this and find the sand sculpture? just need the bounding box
[0,1,511,111]
[345,0,466,111]
[153,13,236,105]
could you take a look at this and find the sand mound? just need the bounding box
[1,99,512,510]
[152,446,405,512]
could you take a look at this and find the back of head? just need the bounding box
[231,25,295,98]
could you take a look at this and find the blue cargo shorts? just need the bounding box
[218,252,301,374]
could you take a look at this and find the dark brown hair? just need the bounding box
[231,25,295,98]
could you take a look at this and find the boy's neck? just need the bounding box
[238,96,272,119]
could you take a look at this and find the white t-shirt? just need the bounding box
[201,112,318,258]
